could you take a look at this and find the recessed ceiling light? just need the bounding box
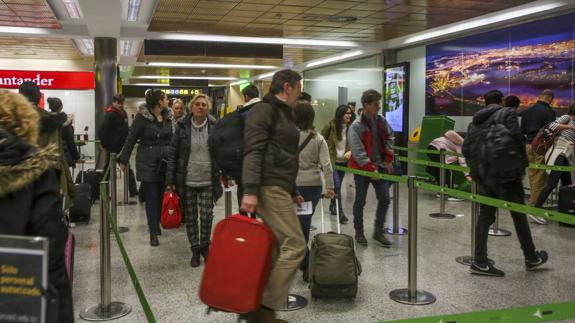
[328,16,358,23]
[306,50,364,68]
[146,62,278,70]
[62,0,82,19]
[133,75,239,81]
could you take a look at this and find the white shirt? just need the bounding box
[335,125,347,160]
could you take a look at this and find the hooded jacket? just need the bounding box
[165,114,223,203]
[462,104,527,185]
[0,127,74,323]
[98,105,129,154]
[118,104,173,182]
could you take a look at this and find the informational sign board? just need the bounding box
[0,235,48,323]
[0,70,94,90]
[383,63,409,134]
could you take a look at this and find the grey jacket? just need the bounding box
[242,94,300,196]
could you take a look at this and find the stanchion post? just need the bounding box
[389,176,436,305]
[488,209,512,237]
[225,190,232,217]
[110,154,130,233]
[80,182,131,321]
[386,181,407,235]
[429,150,455,219]
[118,163,137,206]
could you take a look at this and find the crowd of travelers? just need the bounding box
[1,70,567,322]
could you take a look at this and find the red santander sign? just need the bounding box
[0,70,94,90]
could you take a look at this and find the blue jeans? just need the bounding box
[296,185,323,271]
[142,181,163,233]
[353,168,390,231]
[333,161,348,210]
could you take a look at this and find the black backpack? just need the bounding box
[209,104,279,179]
[464,108,525,184]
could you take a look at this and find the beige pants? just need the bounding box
[526,144,547,206]
[257,186,306,310]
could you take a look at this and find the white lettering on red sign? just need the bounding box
[0,74,54,87]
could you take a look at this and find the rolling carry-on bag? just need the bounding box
[558,185,575,227]
[309,198,361,299]
[70,165,92,223]
[199,213,275,313]
[75,168,100,204]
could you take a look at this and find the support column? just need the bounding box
[94,37,118,169]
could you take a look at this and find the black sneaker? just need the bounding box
[355,231,368,246]
[526,250,548,271]
[470,262,505,277]
[373,230,392,248]
[339,211,349,224]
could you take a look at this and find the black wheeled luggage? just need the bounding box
[309,198,361,299]
[76,169,100,203]
[558,185,575,227]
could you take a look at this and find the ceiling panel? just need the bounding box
[0,37,81,59]
[149,0,539,41]
[0,0,60,29]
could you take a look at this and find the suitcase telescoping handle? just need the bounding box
[319,195,341,234]
[335,196,341,234]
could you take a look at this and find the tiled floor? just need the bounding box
[71,175,575,322]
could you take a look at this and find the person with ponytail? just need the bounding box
[119,90,172,246]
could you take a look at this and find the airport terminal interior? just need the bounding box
[1,0,575,322]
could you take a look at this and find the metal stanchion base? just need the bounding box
[80,302,131,321]
[278,294,308,311]
[456,256,495,266]
[429,212,456,219]
[117,201,137,205]
[389,289,436,305]
[488,228,512,236]
[385,226,408,235]
[310,225,317,231]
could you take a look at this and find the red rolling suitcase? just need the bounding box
[199,213,275,313]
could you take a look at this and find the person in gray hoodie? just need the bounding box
[166,94,222,267]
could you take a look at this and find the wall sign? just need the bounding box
[0,235,48,323]
[0,70,95,90]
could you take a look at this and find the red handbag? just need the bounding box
[161,191,183,229]
[532,124,558,155]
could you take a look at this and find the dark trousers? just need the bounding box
[353,167,390,231]
[142,181,163,233]
[475,181,537,264]
[535,155,572,208]
[296,186,323,271]
[427,146,454,187]
[333,161,348,210]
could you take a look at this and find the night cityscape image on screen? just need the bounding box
[426,13,575,116]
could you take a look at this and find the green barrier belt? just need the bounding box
[417,181,575,226]
[397,156,470,173]
[99,182,157,322]
[334,165,407,184]
[382,301,575,323]
[335,165,575,226]
[393,145,575,172]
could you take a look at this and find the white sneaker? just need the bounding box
[528,215,548,225]
[447,196,465,202]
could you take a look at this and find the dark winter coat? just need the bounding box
[520,100,556,144]
[62,115,80,167]
[242,94,300,196]
[98,105,129,154]
[0,127,74,323]
[118,104,173,182]
[165,114,223,202]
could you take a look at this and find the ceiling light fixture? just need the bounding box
[147,62,278,70]
[257,71,276,80]
[157,33,360,48]
[403,2,565,44]
[230,80,250,86]
[73,38,93,55]
[306,50,364,68]
[133,75,239,81]
[127,0,142,21]
[121,40,133,56]
[62,0,82,19]
[130,83,170,87]
[328,16,358,23]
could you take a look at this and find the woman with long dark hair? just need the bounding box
[119,90,172,246]
[321,104,353,224]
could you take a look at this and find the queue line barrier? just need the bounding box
[392,145,575,173]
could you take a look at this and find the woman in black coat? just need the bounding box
[119,90,172,246]
[166,94,222,267]
[0,90,74,323]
